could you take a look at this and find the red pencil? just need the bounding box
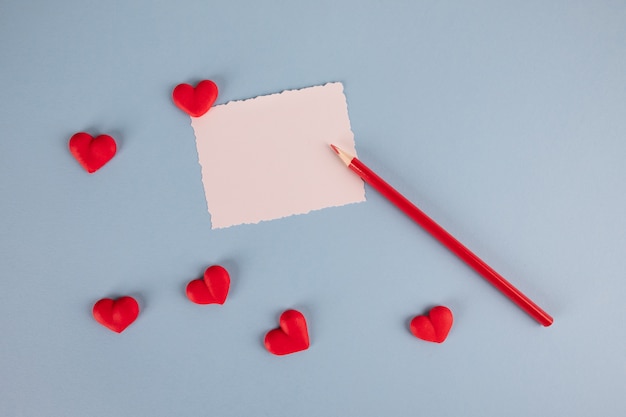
[331,144,553,327]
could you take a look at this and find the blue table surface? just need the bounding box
[1,1,625,416]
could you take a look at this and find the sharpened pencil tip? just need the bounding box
[329,144,354,166]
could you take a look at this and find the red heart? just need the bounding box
[185,265,230,304]
[69,132,117,173]
[172,80,218,117]
[264,309,310,355]
[92,296,139,333]
[409,306,453,343]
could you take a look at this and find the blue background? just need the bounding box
[1,1,625,416]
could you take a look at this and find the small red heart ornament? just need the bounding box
[409,306,453,343]
[172,80,218,117]
[69,132,117,173]
[264,309,310,355]
[185,265,230,305]
[92,296,139,333]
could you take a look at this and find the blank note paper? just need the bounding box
[191,82,366,228]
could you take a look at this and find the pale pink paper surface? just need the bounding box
[191,82,365,228]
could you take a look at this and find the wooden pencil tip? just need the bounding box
[329,144,354,166]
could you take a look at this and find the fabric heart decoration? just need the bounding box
[409,306,453,343]
[264,309,310,355]
[186,265,230,305]
[172,80,218,117]
[69,132,117,173]
[92,296,139,333]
